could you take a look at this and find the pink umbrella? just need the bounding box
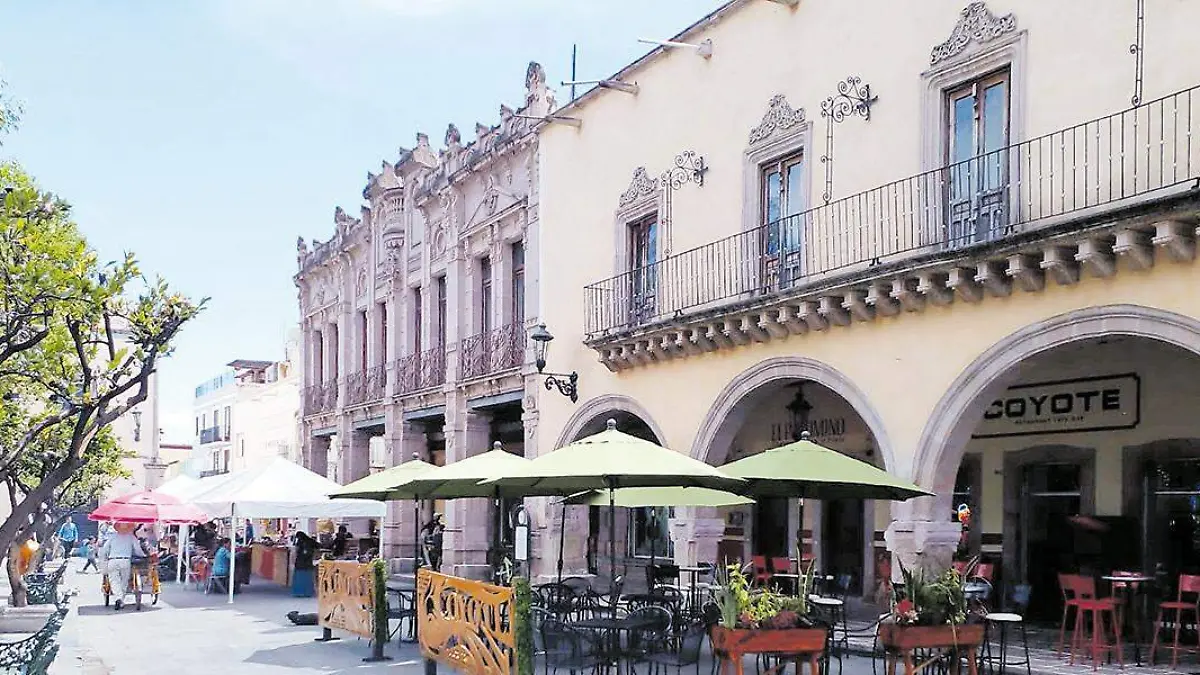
[89,490,209,524]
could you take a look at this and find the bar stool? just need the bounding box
[982,584,1033,675]
[1065,575,1123,671]
[1057,573,1085,655]
[1150,573,1200,669]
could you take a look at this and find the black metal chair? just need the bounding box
[541,618,605,675]
[388,588,417,643]
[537,582,579,619]
[644,623,706,675]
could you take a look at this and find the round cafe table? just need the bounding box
[1102,573,1153,666]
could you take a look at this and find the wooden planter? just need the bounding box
[710,624,828,657]
[878,622,984,650]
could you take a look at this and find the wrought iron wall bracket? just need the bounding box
[819,76,878,203]
[658,150,707,257]
[1131,0,1145,106]
[541,371,579,403]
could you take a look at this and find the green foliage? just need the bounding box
[512,576,534,675]
[371,558,389,648]
[896,562,968,626]
[713,562,808,629]
[0,76,21,142]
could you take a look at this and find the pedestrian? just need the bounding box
[291,532,318,597]
[101,523,147,610]
[80,538,99,573]
[421,514,445,571]
[56,519,78,561]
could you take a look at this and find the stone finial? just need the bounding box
[445,123,461,149]
[500,104,514,121]
[475,122,490,141]
[525,61,546,92]
[296,237,308,266]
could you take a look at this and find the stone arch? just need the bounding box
[554,393,667,449]
[689,356,897,474]
[913,304,1200,520]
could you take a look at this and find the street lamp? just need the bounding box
[529,324,579,403]
[787,383,812,441]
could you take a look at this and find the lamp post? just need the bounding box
[787,383,812,441]
[529,324,579,403]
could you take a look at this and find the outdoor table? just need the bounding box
[677,565,707,613]
[1102,573,1153,666]
[963,581,992,615]
[572,615,659,674]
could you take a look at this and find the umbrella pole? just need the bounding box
[608,478,617,608]
[649,508,656,588]
[228,505,236,604]
[412,499,421,575]
[556,499,566,585]
[177,523,187,586]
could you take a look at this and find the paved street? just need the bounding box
[48,564,427,674]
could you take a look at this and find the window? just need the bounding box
[240,439,245,457]
[379,303,388,363]
[195,416,200,435]
[945,69,1010,246]
[511,242,525,325]
[628,507,673,558]
[760,152,806,289]
[479,256,493,335]
[435,276,447,348]
[212,408,220,431]
[628,214,658,323]
[222,406,231,440]
[313,329,324,384]
[329,324,339,380]
[413,287,423,354]
[359,310,369,370]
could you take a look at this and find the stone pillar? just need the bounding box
[443,406,492,578]
[883,519,962,582]
[306,435,331,477]
[383,416,426,566]
[340,422,372,485]
[668,507,726,569]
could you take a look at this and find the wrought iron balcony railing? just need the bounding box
[302,381,338,415]
[199,426,224,445]
[394,346,447,396]
[459,323,525,381]
[585,84,1200,338]
[345,365,388,406]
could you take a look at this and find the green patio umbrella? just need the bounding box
[718,431,932,500]
[403,442,531,577]
[483,419,743,598]
[562,486,754,581]
[327,456,437,580]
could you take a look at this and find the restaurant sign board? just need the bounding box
[971,373,1140,439]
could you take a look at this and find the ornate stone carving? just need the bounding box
[618,167,659,207]
[930,2,1017,65]
[355,267,368,297]
[748,94,807,145]
[431,222,448,259]
[445,123,461,148]
[384,238,404,273]
[296,237,308,267]
[483,174,499,215]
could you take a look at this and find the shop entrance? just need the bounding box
[754,497,789,558]
[822,499,864,594]
[1018,461,1083,621]
[1144,456,1200,581]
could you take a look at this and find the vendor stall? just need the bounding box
[250,543,290,587]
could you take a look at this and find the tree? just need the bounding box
[0,74,21,143]
[0,161,204,605]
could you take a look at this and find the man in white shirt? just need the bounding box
[101,527,147,610]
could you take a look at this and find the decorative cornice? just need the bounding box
[748,94,806,146]
[930,2,1017,65]
[618,167,659,207]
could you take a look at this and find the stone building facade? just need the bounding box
[295,63,554,578]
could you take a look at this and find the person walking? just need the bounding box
[101,523,147,610]
[80,538,100,573]
[291,532,318,597]
[421,514,445,572]
[56,520,79,561]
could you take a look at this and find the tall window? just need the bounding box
[212,408,220,432]
[628,507,674,558]
[222,406,231,439]
[628,214,657,323]
[413,287,423,354]
[359,310,369,370]
[313,329,324,384]
[761,152,806,289]
[511,242,525,325]
[479,256,493,335]
[436,276,447,347]
[946,69,1010,246]
[195,416,200,435]
[379,303,388,363]
[329,324,339,381]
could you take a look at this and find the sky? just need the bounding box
[0,0,726,443]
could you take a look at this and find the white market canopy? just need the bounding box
[189,457,386,520]
[153,474,198,499]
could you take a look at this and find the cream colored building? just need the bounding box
[535,0,1200,615]
[105,320,164,498]
[295,63,552,577]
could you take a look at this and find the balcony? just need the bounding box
[198,426,227,445]
[199,468,228,478]
[459,323,525,381]
[394,346,446,396]
[584,84,1200,368]
[345,364,387,406]
[302,381,338,416]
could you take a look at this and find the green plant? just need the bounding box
[894,562,967,626]
[512,577,534,675]
[370,559,389,650]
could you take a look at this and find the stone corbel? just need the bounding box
[1005,254,1044,293]
[776,304,811,335]
[842,290,875,323]
[1075,237,1116,278]
[974,260,1011,297]
[891,278,925,312]
[1114,228,1154,270]
[798,301,828,332]
[916,272,953,306]
[947,267,982,303]
[1040,246,1080,286]
[818,296,850,326]
[866,282,900,317]
[759,311,791,340]
[741,315,770,342]
[1151,220,1196,262]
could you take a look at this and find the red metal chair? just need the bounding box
[750,555,770,587]
[972,563,995,582]
[1151,574,1200,669]
[1063,574,1123,670]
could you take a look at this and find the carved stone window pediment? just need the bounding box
[748,95,807,147]
[931,2,1017,65]
[618,167,659,208]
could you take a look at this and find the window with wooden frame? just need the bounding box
[760,151,806,290]
[945,68,1011,247]
[627,214,658,324]
[510,242,525,325]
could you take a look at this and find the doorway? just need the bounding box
[822,498,865,594]
[754,498,789,558]
[1019,461,1083,621]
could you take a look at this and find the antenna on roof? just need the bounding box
[570,44,578,102]
[561,79,639,95]
[637,37,713,59]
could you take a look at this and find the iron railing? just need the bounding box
[585,84,1200,337]
[459,323,525,380]
[395,346,447,395]
[198,426,223,445]
[303,381,338,415]
[344,365,386,406]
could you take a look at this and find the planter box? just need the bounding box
[0,604,56,633]
[711,624,828,654]
[878,623,984,650]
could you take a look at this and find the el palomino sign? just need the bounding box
[972,373,1140,439]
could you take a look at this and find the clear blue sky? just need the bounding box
[0,0,725,442]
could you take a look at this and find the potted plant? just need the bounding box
[710,563,827,657]
[878,562,984,651]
